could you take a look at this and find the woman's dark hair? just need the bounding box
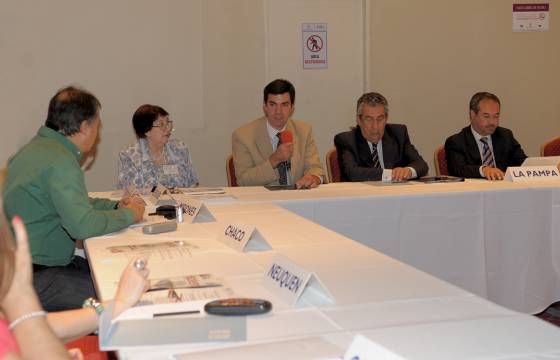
[132,104,169,138]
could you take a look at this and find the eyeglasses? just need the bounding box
[152,120,174,130]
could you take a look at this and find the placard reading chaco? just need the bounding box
[263,254,334,307]
[505,166,560,182]
[218,222,272,252]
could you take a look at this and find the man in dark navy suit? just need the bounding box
[445,92,527,180]
[334,92,428,182]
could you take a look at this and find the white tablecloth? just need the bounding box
[219,180,560,313]
[84,191,560,359]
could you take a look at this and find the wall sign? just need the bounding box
[302,23,328,69]
[513,3,549,32]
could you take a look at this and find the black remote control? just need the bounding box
[204,298,272,316]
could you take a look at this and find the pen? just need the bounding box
[153,310,201,318]
[146,284,223,292]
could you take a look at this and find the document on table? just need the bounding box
[172,188,236,203]
[363,180,417,187]
[148,273,224,292]
[114,274,235,321]
[179,187,226,196]
[113,299,207,322]
[128,214,170,228]
[88,240,200,264]
[110,240,198,261]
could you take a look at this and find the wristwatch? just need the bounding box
[82,297,105,316]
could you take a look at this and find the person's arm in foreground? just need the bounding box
[47,258,149,343]
[1,217,70,359]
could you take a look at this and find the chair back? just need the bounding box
[541,136,560,157]
[65,335,108,360]
[434,146,449,176]
[0,167,6,188]
[325,148,341,183]
[226,155,238,187]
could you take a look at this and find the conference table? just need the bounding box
[85,179,560,359]
[223,179,560,314]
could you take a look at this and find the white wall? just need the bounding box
[368,0,560,173]
[0,0,205,190]
[2,0,559,189]
[264,0,365,164]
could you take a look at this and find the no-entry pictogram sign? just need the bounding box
[302,23,327,69]
[306,35,323,52]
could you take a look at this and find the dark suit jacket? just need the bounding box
[334,124,428,181]
[444,126,527,178]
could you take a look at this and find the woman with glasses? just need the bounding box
[117,104,199,189]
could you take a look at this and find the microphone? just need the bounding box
[279,130,293,144]
[279,130,293,170]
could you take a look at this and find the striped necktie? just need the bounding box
[276,133,288,185]
[480,137,495,167]
[371,143,381,169]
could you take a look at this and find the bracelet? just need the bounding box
[83,297,105,316]
[9,310,48,330]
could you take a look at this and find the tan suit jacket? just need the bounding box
[232,117,325,186]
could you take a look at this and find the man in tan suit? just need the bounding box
[232,79,324,188]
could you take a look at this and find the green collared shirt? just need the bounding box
[3,126,134,266]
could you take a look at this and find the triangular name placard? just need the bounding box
[172,194,216,223]
[505,166,560,182]
[217,222,272,252]
[262,254,335,307]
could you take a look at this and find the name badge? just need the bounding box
[172,194,216,223]
[344,334,406,360]
[505,166,560,182]
[217,222,272,252]
[162,164,179,176]
[262,254,335,307]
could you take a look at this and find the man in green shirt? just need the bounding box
[3,86,144,311]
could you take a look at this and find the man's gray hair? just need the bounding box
[356,92,388,117]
